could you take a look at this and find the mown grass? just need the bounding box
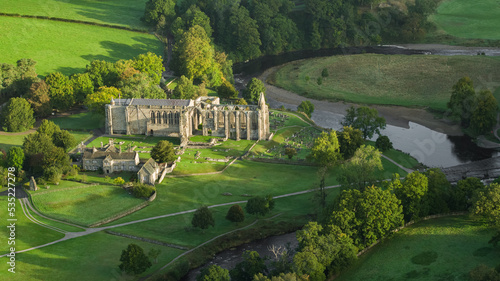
[0,134,28,151]
[51,112,105,130]
[430,0,500,40]
[31,183,145,225]
[337,216,500,281]
[0,231,184,281]
[0,16,162,76]
[87,135,179,149]
[0,0,149,30]
[271,54,500,111]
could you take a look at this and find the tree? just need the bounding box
[132,52,165,85]
[172,75,197,99]
[26,81,51,117]
[292,251,325,281]
[217,79,239,99]
[1,97,35,132]
[309,131,341,168]
[337,126,364,160]
[246,195,275,217]
[192,206,215,230]
[53,130,76,151]
[375,135,393,151]
[70,73,94,104]
[230,251,268,281]
[243,78,266,104]
[84,86,120,115]
[253,273,309,281]
[342,106,386,139]
[453,177,485,211]
[329,186,404,247]
[392,171,429,221]
[297,100,314,118]
[422,168,452,216]
[132,183,156,198]
[321,68,329,78]
[235,98,248,105]
[119,243,152,275]
[198,264,230,281]
[339,145,383,190]
[472,183,500,226]
[284,147,297,159]
[471,90,498,134]
[142,0,176,26]
[447,77,476,127]
[151,140,176,163]
[148,248,161,264]
[226,204,245,223]
[43,166,62,184]
[228,6,262,61]
[7,147,24,173]
[85,60,120,90]
[37,119,61,140]
[113,177,125,186]
[45,72,74,111]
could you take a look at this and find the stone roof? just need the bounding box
[138,158,159,175]
[112,98,191,107]
[83,149,137,160]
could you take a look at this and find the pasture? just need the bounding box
[0,0,149,29]
[337,216,500,281]
[430,0,500,40]
[271,54,500,111]
[30,183,145,226]
[0,16,162,76]
[51,112,105,130]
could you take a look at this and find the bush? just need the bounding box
[285,147,297,159]
[132,183,156,198]
[375,135,393,151]
[321,68,329,78]
[316,77,322,85]
[226,204,245,223]
[44,167,62,184]
[113,177,125,186]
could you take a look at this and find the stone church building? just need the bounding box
[105,93,270,141]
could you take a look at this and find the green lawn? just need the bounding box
[51,112,105,130]
[0,134,28,151]
[0,16,162,76]
[0,0,149,30]
[271,54,500,111]
[88,135,180,149]
[337,216,500,281]
[430,0,500,40]
[31,183,146,226]
[0,231,184,281]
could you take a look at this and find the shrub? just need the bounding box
[316,77,322,85]
[375,135,393,151]
[321,68,329,78]
[285,147,297,159]
[226,204,245,223]
[113,177,125,186]
[44,167,62,184]
[305,76,310,82]
[132,183,156,198]
[192,206,215,230]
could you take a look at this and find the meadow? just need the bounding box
[0,16,162,76]
[430,0,500,40]
[271,54,500,111]
[51,112,105,130]
[30,183,146,226]
[337,216,500,281]
[0,130,91,152]
[0,0,149,29]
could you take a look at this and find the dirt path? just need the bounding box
[259,67,463,136]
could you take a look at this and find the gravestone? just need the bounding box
[29,176,39,191]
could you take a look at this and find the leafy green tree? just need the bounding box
[120,72,166,99]
[85,60,120,90]
[182,5,214,38]
[226,204,245,223]
[245,195,275,218]
[342,106,386,139]
[119,243,152,275]
[284,147,297,159]
[453,177,485,211]
[1,97,35,132]
[472,183,500,226]
[375,135,393,151]
[198,264,230,281]
[7,147,24,173]
[447,77,476,127]
[172,75,197,99]
[339,145,383,190]
[253,272,308,281]
[316,77,322,85]
[230,251,268,281]
[151,140,176,163]
[392,171,429,221]
[148,248,161,264]
[297,100,314,117]
[84,86,121,115]
[321,68,329,78]
[70,73,94,104]
[192,206,215,230]
[217,79,239,99]
[23,131,54,158]
[43,166,62,184]
[45,72,74,111]
[329,186,404,247]
[228,6,262,61]
[243,78,266,104]
[309,131,341,168]
[235,98,248,105]
[26,81,51,117]
[337,126,364,160]
[37,120,61,141]
[42,146,70,171]
[293,251,325,281]
[471,90,498,134]
[143,0,176,26]
[132,52,165,85]
[0,59,39,100]
[113,177,126,186]
[132,183,156,198]
[53,130,76,151]
[422,168,452,215]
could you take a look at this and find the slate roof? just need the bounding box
[113,98,191,107]
[83,149,137,160]
[138,158,159,175]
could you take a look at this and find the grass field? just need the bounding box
[51,112,105,130]
[0,231,185,281]
[0,0,149,30]
[0,16,162,76]
[31,183,145,225]
[0,130,90,152]
[430,0,500,40]
[88,135,180,149]
[271,54,500,111]
[337,216,500,281]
